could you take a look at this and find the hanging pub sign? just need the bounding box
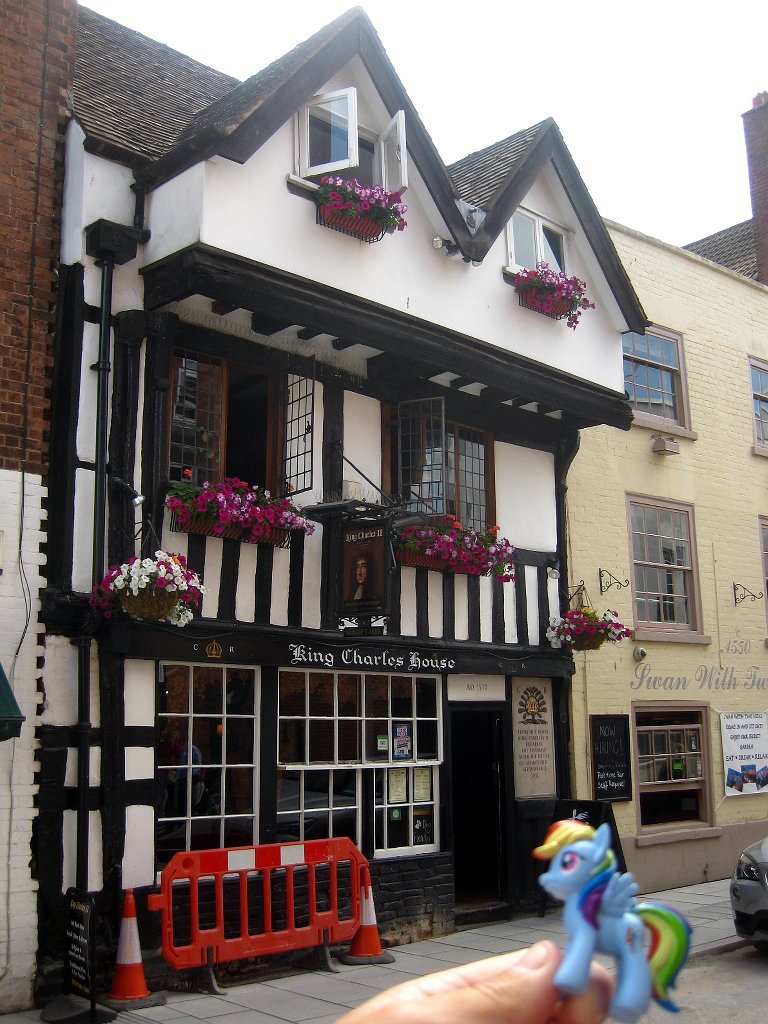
[341,519,389,622]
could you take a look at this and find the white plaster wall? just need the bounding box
[142,163,205,267]
[342,392,381,496]
[42,635,100,727]
[494,442,557,551]
[0,470,45,1010]
[72,468,96,593]
[124,661,156,726]
[121,805,156,889]
[62,809,103,892]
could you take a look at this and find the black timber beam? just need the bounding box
[141,244,633,430]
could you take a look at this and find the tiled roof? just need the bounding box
[447,122,551,209]
[683,219,757,280]
[74,7,239,162]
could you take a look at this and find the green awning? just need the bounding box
[0,662,24,741]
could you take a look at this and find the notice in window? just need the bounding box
[720,711,768,796]
[512,678,556,798]
[388,767,407,803]
[392,722,412,760]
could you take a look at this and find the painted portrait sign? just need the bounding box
[341,521,388,619]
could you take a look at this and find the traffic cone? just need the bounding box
[337,867,395,964]
[102,890,166,1009]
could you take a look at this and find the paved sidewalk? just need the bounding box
[12,878,739,1024]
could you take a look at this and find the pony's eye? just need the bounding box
[561,851,579,871]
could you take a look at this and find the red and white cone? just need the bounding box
[338,867,395,964]
[102,890,165,1009]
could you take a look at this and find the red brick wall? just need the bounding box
[0,0,77,475]
[744,92,768,287]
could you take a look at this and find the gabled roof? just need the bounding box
[73,5,646,331]
[683,219,757,280]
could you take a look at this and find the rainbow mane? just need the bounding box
[532,819,595,859]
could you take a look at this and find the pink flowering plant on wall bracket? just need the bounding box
[313,176,407,241]
[512,262,595,328]
[393,515,516,581]
[546,607,631,652]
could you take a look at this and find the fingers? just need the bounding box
[334,941,615,1024]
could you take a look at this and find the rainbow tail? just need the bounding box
[636,902,691,1013]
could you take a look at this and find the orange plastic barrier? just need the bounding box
[147,838,367,970]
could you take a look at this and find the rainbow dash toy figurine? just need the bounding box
[533,820,691,1022]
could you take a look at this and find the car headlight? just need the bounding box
[736,853,762,882]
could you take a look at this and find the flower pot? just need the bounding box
[171,514,243,541]
[571,632,605,652]
[395,549,449,571]
[119,589,180,621]
[518,287,571,320]
[317,204,386,243]
[242,526,290,547]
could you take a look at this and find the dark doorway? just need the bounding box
[450,708,505,910]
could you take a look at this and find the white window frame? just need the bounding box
[508,208,568,272]
[297,87,407,192]
[374,765,440,857]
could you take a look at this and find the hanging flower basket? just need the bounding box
[396,548,450,572]
[571,631,606,652]
[317,204,386,243]
[90,551,205,628]
[118,589,180,621]
[242,525,290,547]
[546,607,631,652]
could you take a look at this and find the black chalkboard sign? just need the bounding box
[413,809,434,846]
[66,887,94,1000]
[591,714,632,802]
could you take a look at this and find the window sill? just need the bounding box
[632,628,712,645]
[635,825,722,847]
[286,174,318,200]
[630,412,697,440]
[752,444,768,459]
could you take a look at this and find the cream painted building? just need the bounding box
[566,211,768,891]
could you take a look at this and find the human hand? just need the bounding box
[335,940,614,1024]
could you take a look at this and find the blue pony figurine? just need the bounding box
[533,819,691,1022]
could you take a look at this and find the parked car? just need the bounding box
[730,834,768,951]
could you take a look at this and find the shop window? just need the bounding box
[277,670,441,855]
[155,663,259,868]
[298,87,407,192]
[750,356,768,451]
[628,496,703,637]
[509,210,566,272]
[623,328,690,429]
[634,707,709,827]
[397,396,492,532]
[168,349,313,495]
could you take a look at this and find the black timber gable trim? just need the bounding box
[141,244,633,430]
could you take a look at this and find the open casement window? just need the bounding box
[397,397,491,532]
[168,350,314,496]
[299,88,407,193]
[510,210,566,272]
[634,707,710,828]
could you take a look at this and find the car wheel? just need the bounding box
[752,941,768,954]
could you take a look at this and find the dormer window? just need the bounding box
[510,210,566,272]
[298,88,407,193]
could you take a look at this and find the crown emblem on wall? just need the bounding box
[206,639,223,659]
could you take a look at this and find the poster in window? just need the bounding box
[392,722,412,760]
[388,767,407,803]
[413,766,432,802]
[341,521,388,619]
[721,711,768,796]
[512,678,556,798]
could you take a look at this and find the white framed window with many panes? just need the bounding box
[623,327,693,433]
[627,495,708,641]
[508,209,567,273]
[156,663,260,868]
[277,670,441,855]
[633,703,711,829]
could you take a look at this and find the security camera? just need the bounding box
[633,647,647,662]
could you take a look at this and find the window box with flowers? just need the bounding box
[546,607,631,652]
[511,262,595,329]
[90,551,204,626]
[313,175,407,242]
[392,516,516,581]
[164,476,316,546]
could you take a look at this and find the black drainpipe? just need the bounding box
[76,219,148,891]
